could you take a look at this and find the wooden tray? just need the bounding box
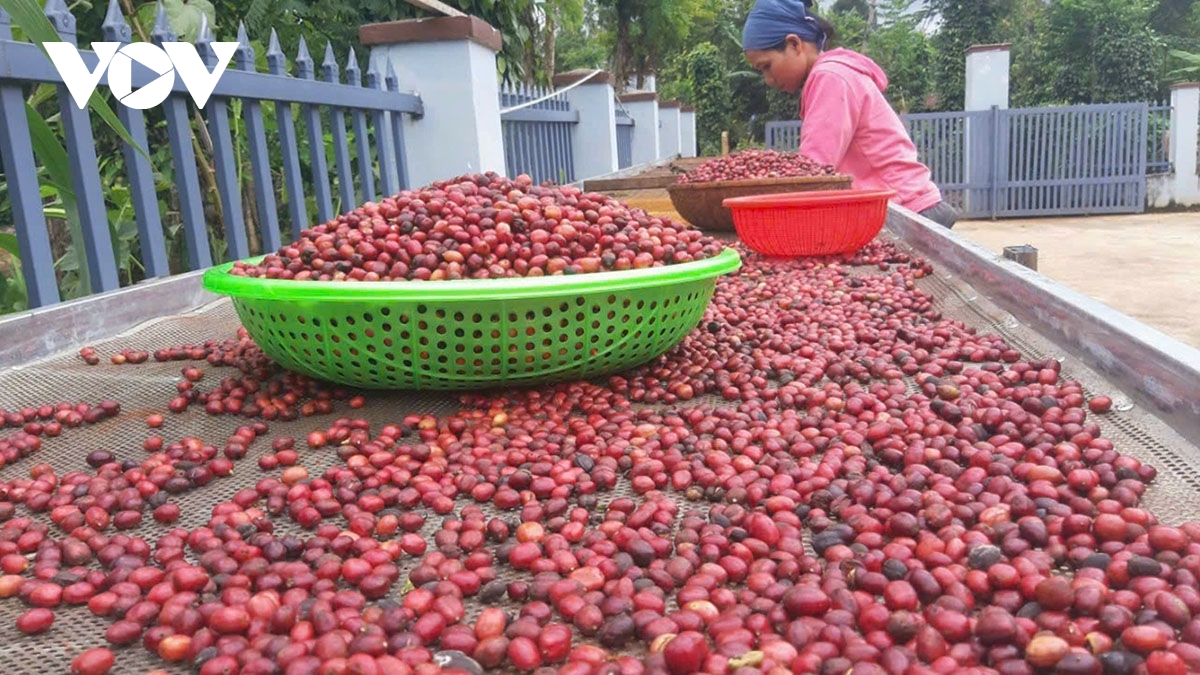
[583,158,712,192]
[666,175,854,231]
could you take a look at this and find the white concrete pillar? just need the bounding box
[361,16,506,189]
[619,92,660,166]
[554,70,619,181]
[963,43,1010,215]
[680,107,697,158]
[625,74,656,93]
[965,44,1010,111]
[1169,83,1200,206]
[659,101,682,159]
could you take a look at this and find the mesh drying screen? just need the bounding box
[892,235,1200,521]
[0,235,1198,672]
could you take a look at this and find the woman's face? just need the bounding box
[745,35,814,94]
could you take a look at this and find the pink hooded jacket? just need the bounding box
[799,48,942,213]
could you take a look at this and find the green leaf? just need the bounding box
[135,0,216,43]
[56,252,79,272]
[25,103,91,293]
[0,233,19,259]
[25,103,73,199]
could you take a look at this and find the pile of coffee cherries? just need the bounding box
[228,173,724,282]
[676,150,838,184]
[3,236,1197,675]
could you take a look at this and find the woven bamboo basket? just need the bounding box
[666,174,853,231]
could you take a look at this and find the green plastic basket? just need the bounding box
[201,248,742,390]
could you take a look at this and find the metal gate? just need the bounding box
[767,102,1150,218]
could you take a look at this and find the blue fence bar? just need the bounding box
[500,84,577,184]
[295,37,334,226]
[198,20,250,261]
[102,2,169,280]
[0,3,423,310]
[47,0,119,294]
[0,10,57,306]
[616,108,634,169]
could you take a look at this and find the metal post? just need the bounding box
[1002,245,1037,270]
[990,105,1002,219]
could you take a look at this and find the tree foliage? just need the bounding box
[589,0,715,90]
[928,0,1012,110]
[677,43,734,156]
[73,0,579,85]
[1013,0,1163,106]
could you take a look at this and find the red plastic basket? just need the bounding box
[723,188,896,257]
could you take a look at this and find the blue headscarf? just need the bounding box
[742,0,826,52]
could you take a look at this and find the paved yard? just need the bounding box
[955,213,1200,349]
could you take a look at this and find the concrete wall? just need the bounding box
[659,105,681,159]
[370,39,506,188]
[1166,83,1200,207]
[621,97,660,166]
[963,44,1010,215]
[680,110,697,158]
[558,73,619,180]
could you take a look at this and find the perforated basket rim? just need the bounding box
[723,188,897,210]
[203,248,742,302]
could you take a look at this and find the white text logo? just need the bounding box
[44,41,238,110]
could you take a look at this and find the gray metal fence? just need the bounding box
[765,121,801,153]
[1148,101,1171,174]
[499,84,577,185]
[0,3,422,309]
[616,108,633,169]
[904,110,985,214]
[995,103,1147,217]
[765,102,1150,218]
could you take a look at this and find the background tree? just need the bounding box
[928,0,1012,110]
[1014,0,1163,105]
[1152,0,1200,53]
[537,0,586,80]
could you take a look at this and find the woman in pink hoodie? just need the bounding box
[743,0,960,228]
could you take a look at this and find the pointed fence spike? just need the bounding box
[365,56,382,89]
[385,60,399,91]
[344,48,361,85]
[266,28,287,75]
[0,8,10,41]
[295,35,313,79]
[44,0,76,40]
[321,41,339,82]
[151,1,176,43]
[197,12,213,41]
[195,14,217,65]
[234,22,255,71]
[100,0,131,43]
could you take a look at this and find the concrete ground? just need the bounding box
[955,213,1200,349]
[609,187,1200,349]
